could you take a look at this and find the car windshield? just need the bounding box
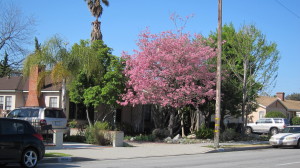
[282,127,300,133]
[44,109,66,118]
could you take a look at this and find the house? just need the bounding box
[0,66,66,117]
[248,92,300,123]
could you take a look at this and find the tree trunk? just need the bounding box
[91,19,102,42]
[179,109,186,137]
[86,108,92,127]
[168,111,175,136]
[241,56,249,133]
[62,79,67,113]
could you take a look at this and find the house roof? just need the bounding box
[0,76,61,92]
[257,96,300,111]
[0,76,23,91]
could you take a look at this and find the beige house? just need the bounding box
[0,67,66,117]
[248,92,300,123]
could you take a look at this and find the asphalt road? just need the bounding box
[5,148,300,168]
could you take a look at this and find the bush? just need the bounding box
[195,126,214,139]
[85,121,111,145]
[68,119,78,128]
[292,117,300,125]
[152,129,170,139]
[134,134,155,142]
[265,111,286,118]
[221,129,240,141]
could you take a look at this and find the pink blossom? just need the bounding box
[120,30,217,108]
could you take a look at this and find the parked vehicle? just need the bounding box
[6,107,68,134]
[269,126,300,148]
[0,118,45,167]
[245,118,290,135]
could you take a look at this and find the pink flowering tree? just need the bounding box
[120,30,216,136]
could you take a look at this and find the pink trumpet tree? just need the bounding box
[120,30,217,136]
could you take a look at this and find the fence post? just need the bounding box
[112,131,124,147]
[53,129,64,148]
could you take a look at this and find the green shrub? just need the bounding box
[94,121,111,130]
[85,121,111,145]
[152,129,170,139]
[195,126,214,139]
[67,119,78,128]
[134,134,155,142]
[221,129,239,141]
[265,111,286,118]
[292,117,300,125]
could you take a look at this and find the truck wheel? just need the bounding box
[245,127,252,135]
[270,128,278,135]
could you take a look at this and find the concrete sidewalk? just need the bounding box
[41,141,271,163]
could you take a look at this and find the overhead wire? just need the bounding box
[275,0,300,20]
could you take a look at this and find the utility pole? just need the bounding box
[214,0,222,149]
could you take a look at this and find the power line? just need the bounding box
[275,0,300,20]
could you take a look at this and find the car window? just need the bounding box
[0,120,23,135]
[265,119,272,124]
[274,119,283,123]
[44,109,66,118]
[7,109,21,118]
[256,119,264,123]
[283,127,300,133]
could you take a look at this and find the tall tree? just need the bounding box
[0,1,35,69]
[210,24,280,129]
[69,40,125,126]
[84,0,109,41]
[23,36,72,113]
[286,93,300,101]
[120,30,216,137]
[0,51,12,77]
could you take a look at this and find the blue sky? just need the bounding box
[9,0,300,96]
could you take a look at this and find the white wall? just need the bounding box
[43,92,61,108]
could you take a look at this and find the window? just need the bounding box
[49,97,58,108]
[45,109,65,118]
[274,119,283,123]
[259,111,264,119]
[265,119,272,124]
[0,120,26,135]
[0,96,3,110]
[5,96,12,110]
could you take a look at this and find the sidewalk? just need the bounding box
[41,141,271,163]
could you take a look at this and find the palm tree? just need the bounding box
[23,36,75,113]
[84,0,109,41]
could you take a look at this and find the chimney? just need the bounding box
[25,66,43,107]
[276,92,285,101]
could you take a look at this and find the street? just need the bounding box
[33,148,300,168]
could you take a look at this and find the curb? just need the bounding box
[207,145,272,153]
[40,157,97,163]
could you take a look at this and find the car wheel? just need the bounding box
[21,148,38,168]
[270,128,278,135]
[245,127,252,135]
[295,139,300,149]
[272,145,279,148]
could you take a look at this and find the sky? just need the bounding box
[6,0,300,96]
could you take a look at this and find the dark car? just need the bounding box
[0,118,45,168]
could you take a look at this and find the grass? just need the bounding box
[45,152,72,157]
